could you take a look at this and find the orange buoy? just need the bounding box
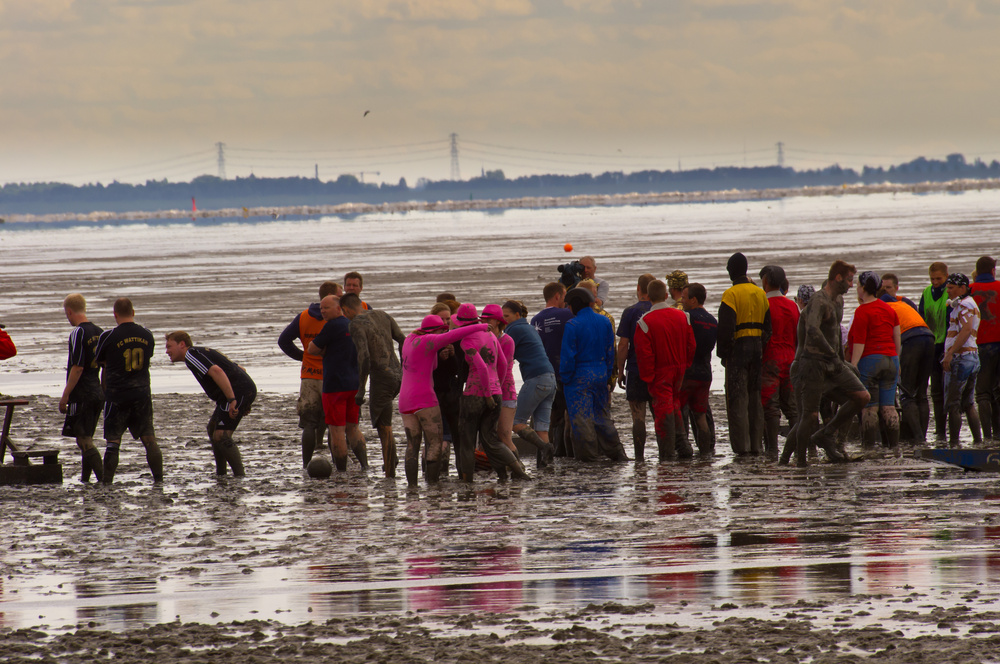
[563,243,573,252]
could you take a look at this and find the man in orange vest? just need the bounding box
[880,273,934,442]
[278,281,355,466]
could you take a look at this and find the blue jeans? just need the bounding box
[514,372,556,431]
[944,352,980,410]
[857,354,900,407]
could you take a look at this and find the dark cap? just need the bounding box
[564,287,595,315]
[796,284,815,304]
[727,252,748,280]
[947,273,971,289]
[858,270,880,295]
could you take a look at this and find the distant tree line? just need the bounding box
[2,153,999,216]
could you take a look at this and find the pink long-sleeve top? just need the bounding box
[399,324,488,414]
[499,333,516,401]
[460,328,507,398]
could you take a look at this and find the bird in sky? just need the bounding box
[364,110,370,117]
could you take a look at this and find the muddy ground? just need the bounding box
[4,391,1000,662]
[4,192,1000,660]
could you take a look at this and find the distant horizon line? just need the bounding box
[3,149,995,189]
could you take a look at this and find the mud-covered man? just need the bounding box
[341,292,405,478]
[165,331,256,477]
[780,261,870,467]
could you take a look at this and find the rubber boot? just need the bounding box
[860,408,880,449]
[103,446,120,485]
[351,438,369,470]
[632,422,646,462]
[764,417,780,457]
[81,449,93,482]
[83,447,104,484]
[301,429,315,467]
[515,427,554,467]
[210,440,227,475]
[948,407,963,448]
[220,440,245,477]
[405,458,419,486]
[967,406,983,445]
[382,439,398,478]
[656,415,676,461]
[675,415,694,458]
[144,440,164,481]
[510,456,531,480]
[425,459,442,484]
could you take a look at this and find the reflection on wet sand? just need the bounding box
[5,392,1000,632]
[4,192,1000,642]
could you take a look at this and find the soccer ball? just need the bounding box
[306,456,333,479]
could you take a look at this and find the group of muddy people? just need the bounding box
[15,252,1000,486]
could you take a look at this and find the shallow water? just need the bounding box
[2,191,1000,635]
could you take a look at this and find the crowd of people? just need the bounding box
[13,253,999,485]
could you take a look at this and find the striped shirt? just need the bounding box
[945,296,980,355]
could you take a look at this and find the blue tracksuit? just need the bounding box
[559,307,626,461]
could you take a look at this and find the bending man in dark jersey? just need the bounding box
[165,331,257,477]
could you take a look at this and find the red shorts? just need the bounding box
[679,378,711,414]
[322,390,360,426]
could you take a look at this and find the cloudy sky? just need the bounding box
[2,0,1000,186]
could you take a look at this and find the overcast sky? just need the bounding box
[3,0,1000,186]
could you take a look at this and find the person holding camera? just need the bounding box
[580,256,609,308]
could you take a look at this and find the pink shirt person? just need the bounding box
[455,303,507,398]
[399,316,488,414]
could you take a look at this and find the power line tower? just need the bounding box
[217,142,226,179]
[776,141,784,168]
[450,133,461,181]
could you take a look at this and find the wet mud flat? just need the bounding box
[5,392,1000,661]
[6,602,1000,664]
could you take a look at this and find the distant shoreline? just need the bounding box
[4,177,999,224]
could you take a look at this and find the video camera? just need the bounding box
[557,260,585,289]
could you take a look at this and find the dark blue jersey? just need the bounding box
[67,321,104,401]
[312,316,360,393]
[95,321,154,402]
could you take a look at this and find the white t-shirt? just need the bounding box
[945,296,980,355]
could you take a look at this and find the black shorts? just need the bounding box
[368,373,400,428]
[625,371,651,403]
[104,397,155,442]
[62,399,102,438]
[209,389,256,433]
